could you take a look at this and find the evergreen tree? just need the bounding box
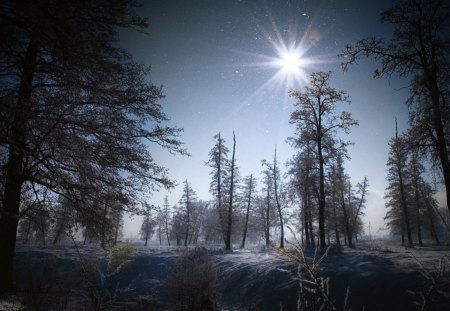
[179,180,197,247]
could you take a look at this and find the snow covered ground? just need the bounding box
[7,240,450,310]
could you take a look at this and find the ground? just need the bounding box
[3,240,450,310]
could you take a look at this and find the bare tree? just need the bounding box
[273,146,285,248]
[241,174,256,248]
[0,0,186,293]
[385,120,414,247]
[287,145,316,248]
[225,132,237,251]
[289,71,358,249]
[261,163,274,246]
[340,0,450,214]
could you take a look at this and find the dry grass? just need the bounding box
[165,247,220,310]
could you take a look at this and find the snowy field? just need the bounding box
[3,240,450,310]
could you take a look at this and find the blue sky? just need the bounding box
[121,0,414,238]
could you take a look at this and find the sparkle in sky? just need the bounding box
[121,0,412,238]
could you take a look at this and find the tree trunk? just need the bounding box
[420,184,440,246]
[273,147,284,248]
[225,132,236,251]
[398,168,414,248]
[241,175,253,249]
[165,214,171,246]
[414,184,423,247]
[340,178,354,248]
[216,133,226,245]
[265,180,271,246]
[332,191,341,246]
[317,138,327,249]
[144,226,149,246]
[303,197,311,248]
[426,69,450,216]
[0,37,37,294]
[303,169,311,248]
[114,211,121,245]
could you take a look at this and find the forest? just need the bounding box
[0,0,449,310]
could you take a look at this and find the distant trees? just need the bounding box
[179,180,197,247]
[262,147,286,248]
[140,204,155,246]
[287,145,316,248]
[0,0,186,293]
[206,132,239,250]
[289,71,358,249]
[385,121,444,246]
[340,0,450,215]
[240,174,256,248]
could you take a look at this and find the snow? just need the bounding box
[7,240,450,310]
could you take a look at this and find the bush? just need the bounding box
[166,247,220,310]
[107,243,135,273]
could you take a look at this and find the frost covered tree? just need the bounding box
[52,197,76,245]
[205,132,238,250]
[0,0,186,293]
[261,162,274,246]
[264,146,285,248]
[287,144,317,248]
[225,132,237,250]
[161,196,172,245]
[206,133,229,244]
[179,179,197,247]
[140,204,155,246]
[385,121,414,248]
[340,0,450,214]
[240,174,256,248]
[289,71,358,249]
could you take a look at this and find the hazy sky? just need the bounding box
[122,0,412,238]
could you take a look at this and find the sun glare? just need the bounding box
[232,13,330,109]
[278,51,302,74]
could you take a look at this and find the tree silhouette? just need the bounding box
[289,71,358,249]
[0,0,186,293]
[340,0,450,214]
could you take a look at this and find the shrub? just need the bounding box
[166,247,220,310]
[107,243,135,273]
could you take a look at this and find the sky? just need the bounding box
[121,0,414,239]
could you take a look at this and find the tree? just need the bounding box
[0,0,186,293]
[353,176,369,239]
[225,132,237,250]
[179,179,197,247]
[206,133,229,244]
[140,204,155,246]
[385,120,414,247]
[261,162,274,246]
[340,0,450,214]
[287,145,317,248]
[162,196,172,245]
[289,71,358,249]
[52,197,76,245]
[240,174,256,248]
[335,153,354,248]
[272,146,285,248]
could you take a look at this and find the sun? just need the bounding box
[278,51,303,74]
